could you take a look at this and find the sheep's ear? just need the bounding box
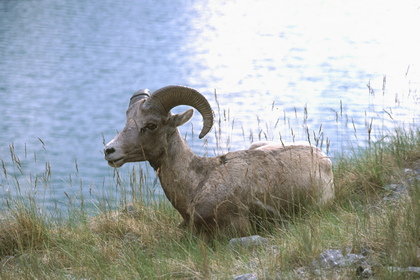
[172,108,194,127]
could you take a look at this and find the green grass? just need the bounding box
[0,127,418,279]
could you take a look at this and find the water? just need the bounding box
[1,0,419,211]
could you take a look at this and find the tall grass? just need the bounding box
[1,137,418,279]
[0,83,419,279]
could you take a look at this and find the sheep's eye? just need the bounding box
[146,123,157,130]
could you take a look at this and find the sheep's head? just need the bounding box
[104,85,213,168]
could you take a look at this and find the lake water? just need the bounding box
[1,0,419,211]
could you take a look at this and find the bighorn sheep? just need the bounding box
[104,85,334,237]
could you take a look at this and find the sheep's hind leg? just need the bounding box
[220,214,252,238]
[192,206,252,238]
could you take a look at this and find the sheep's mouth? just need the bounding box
[107,158,124,168]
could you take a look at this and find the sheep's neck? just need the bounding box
[149,130,204,218]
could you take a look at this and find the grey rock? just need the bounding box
[388,266,420,275]
[361,266,374,278]
[345,253,366,265]
[65,275,90,280]
[229,235,268,251]
[313,249,376,278]
[312,249,366,269]
[356,264,374,278]
[383,183,408,201]
[312,249,343,268]
[233,273,258,280]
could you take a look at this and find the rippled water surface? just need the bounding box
[1,0,419,209]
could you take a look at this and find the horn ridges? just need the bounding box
[145,85,213,139]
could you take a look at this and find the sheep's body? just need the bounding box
[104,86,334,237]
[158,136,334,235]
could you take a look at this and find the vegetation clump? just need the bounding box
[0,127,418,279]
[1,77,420,280]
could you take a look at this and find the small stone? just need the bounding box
[229,235,268,251]
[312,249,343,268]
[343,253,365,266]
[382,182,411,202]
[233,273,258,280]
[356,264,374,278]
[388,266,420,275]
[361,267,374,278]
[313,249,366,269]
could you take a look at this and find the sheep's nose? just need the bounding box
[104,147,115,156]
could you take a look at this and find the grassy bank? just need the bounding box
[0,126,419,279]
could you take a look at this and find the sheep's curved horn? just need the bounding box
[145,85,213,139]
[129,89,151,107]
